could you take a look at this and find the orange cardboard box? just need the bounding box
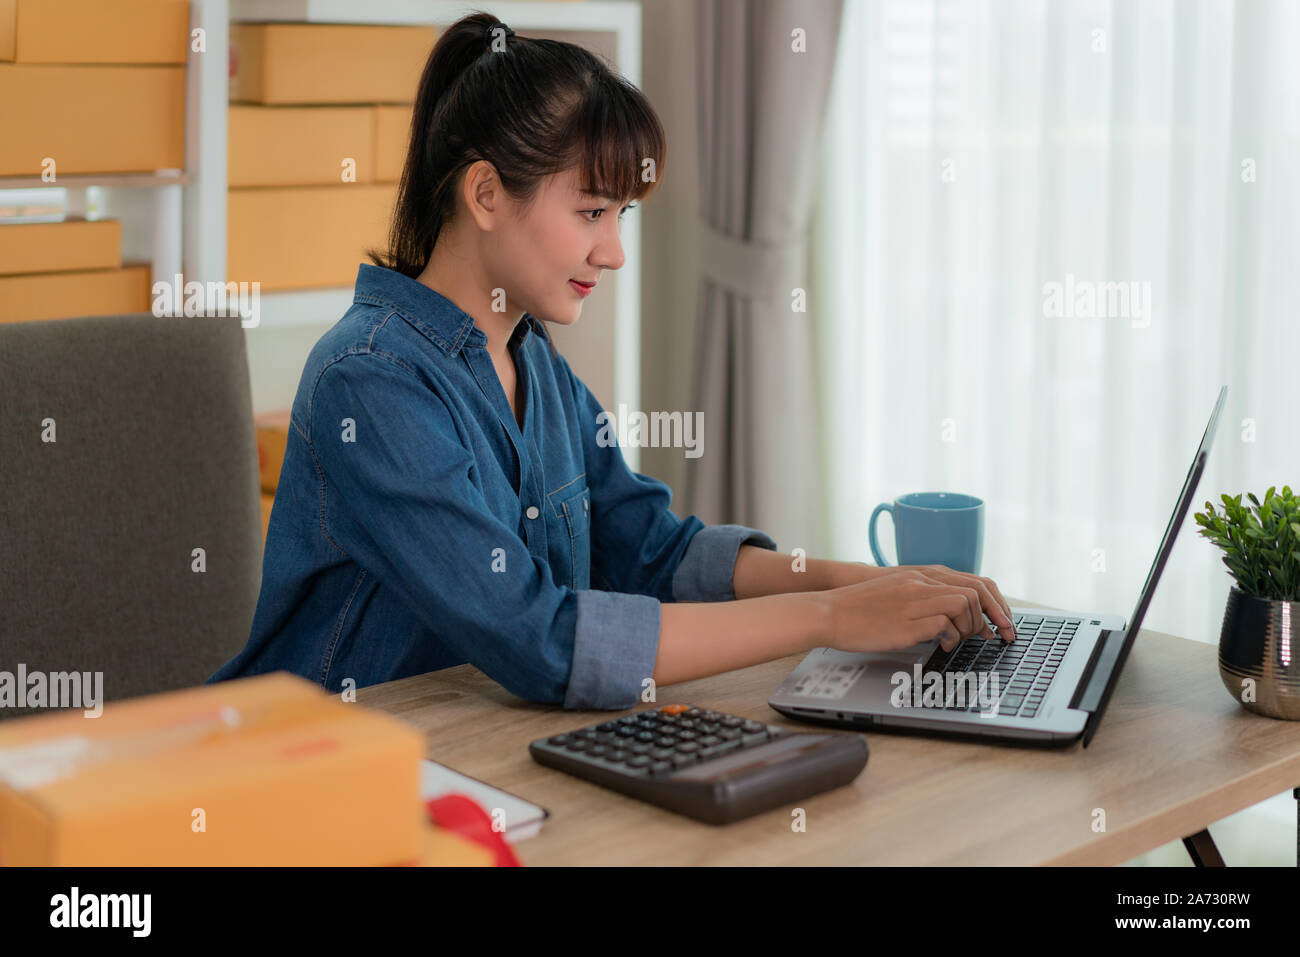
[0,0,188,64]
[0,218,122,275]
[260,492,274,540]
[0,63,185,176]
[0,264,150,323]
[227,183,396,290]
[0,672,427,866]
[418,821,495,866]
[374,105,413,182]
[230,23,432,105]
[255,410,291,492]
[229,105,375,187]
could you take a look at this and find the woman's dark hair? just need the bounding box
[368,11,667,358]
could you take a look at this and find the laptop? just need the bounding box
[770,385,1227,748]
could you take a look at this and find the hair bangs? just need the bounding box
[564,75,667,207]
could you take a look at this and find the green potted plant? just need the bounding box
[1193,486,1300,719]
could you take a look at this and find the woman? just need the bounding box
[209,13,1016,709]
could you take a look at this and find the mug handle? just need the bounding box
[869,503,894,566]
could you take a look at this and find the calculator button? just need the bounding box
[635,731,656,742]
[608,749,630,763]
[566,739,590,752]
[721,717,744,728]
[684,708,704,717]
[617,715,641,724]
[740,732,769,748]
[587,745,608,757]
[628,742,652,754]
[676,730,699,741]
[697,735,722,747]
[624,755,652,769]
[597,722,619,732]
[670,753,698,768]
[660,704,690,715]
[717,729,742,741]
[547,734,570,746]
[577,730,600,740]
[697,722,720,734]
[654,736,677,748]
[615,725,639,737]
[676,742,701,754]
[676,720,698,730]
[700,739,743,759]
[741,721,766,733]
[649,747,674,760]
[649,760,674,775]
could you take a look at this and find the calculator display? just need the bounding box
[672,735,824,780]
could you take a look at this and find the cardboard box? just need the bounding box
[0,672,427,866]
[230,23,432,105]
[0,64,185,176]
[374,105,413,183]
[229,105,374,187]
[255,410,291,492]
[260,492,274,540]
[227,184,396,290]
[0,219,122,275]
[0,265,150,323]
[0,0,188,64]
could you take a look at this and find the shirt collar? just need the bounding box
[351,262,543,357]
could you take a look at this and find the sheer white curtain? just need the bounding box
[812,0,1300,862]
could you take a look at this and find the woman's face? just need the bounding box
[488,166,630,325]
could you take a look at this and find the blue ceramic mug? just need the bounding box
[869,492,984,574]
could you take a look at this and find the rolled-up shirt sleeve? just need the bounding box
[562,357,777,604]
[309,352,658,709]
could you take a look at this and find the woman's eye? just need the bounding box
[583,204,636,223]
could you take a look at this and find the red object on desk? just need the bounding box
[425,793,522,867]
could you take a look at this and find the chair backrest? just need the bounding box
[0,314,262,719]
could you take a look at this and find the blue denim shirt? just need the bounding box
[208,263,777,708]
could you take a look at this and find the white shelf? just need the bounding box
[251,287,355,328]
[0,171,190,190]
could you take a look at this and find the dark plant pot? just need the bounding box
[1218,586,1300,720]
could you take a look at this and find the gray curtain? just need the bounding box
[685,0,844,555]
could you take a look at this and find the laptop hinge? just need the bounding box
[1070,628,1126,712]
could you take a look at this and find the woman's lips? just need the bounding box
[568,279,594,297]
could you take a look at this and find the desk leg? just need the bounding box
[1182,829,1225,867]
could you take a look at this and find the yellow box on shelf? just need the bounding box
[375,104,414,183]
[0,0,189,64]
[0,219,122,276]
[227,183,396,291]
[0,264,150,323]
[0,64,184,176]
[0,672,428,866]
[230,23,433,105]
[255,409,291,493]
[229,105,376,187]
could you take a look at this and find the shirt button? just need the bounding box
[525,506,540,520]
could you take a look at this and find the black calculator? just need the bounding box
[528,704,869,825]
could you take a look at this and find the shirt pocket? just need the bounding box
[551,479,591,591]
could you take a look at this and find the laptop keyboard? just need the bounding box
[921,614,1079,718]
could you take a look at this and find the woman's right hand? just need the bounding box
[821,568,1016,654]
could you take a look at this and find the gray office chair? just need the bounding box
[0,314,263,719]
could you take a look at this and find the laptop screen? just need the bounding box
[1082,385,1227,746]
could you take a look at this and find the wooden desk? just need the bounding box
[356,598,1300,865]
